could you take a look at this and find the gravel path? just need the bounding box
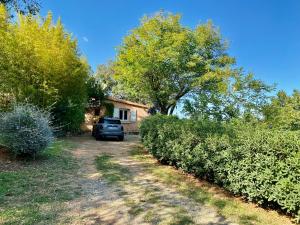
[63,135,238,225]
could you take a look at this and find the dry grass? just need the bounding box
[0,140,81,225]
[130,145,296,225]
[2,135,294,225]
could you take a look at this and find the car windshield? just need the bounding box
[103,119,121,125]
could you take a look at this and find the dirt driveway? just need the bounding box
[65,135,237,225]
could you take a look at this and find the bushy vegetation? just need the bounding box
[0,104,53,157]
[140,114,300,221]
[263,90,300,131]
[0,5,89,133]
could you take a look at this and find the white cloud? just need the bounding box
[83,36,89,42]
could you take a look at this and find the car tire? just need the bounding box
[95,134,103,141]
[118,135,124,141]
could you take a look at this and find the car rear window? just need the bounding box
[104,119,121,124]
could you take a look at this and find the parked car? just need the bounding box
[92,117,124,141]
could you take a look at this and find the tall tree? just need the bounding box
[94,61,139,102]
[94,61,116,96]
[114,12,235,114]
[184,71,273,121]
[263,90,300,130]
[0,5,89,132]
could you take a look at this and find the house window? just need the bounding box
[119,109,129,121]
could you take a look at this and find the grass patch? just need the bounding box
[144,191,161,204]
[142,207,191,225]
[95,153,131,184]
[130,145,294,225]
[124,198,144,216]
[0,139,81,225]
[144,210,156,223]
[96,152,201,224]
[157,206,194,225]
[169,207,194,225]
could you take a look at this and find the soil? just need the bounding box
[62,135,237,225]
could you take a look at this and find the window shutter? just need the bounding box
[113,107,119,118]
[130,110,137,122]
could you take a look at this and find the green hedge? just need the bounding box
[140,115,300,221]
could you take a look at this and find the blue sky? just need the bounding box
[41,0,300,94]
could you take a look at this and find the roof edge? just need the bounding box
[105,96,150,109]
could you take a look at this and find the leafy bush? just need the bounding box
[0,6,89,133]
[0,104,54,157]
[103,102,114,117]
[140,115,300,221]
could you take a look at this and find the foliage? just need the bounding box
[263,90,300,130]
[0,104,53,157]
[88,64,119,117]
[0,93,14,112]
[94,61,135,102]
[184,72,273,121]
[86,75,105,103]
[140,115,300,221]
[0,0,40,15]
[94,61,116,96]
[114,12,235,114]
[103,102,114,117]
[0,5,89,133]
[130,146,295,225]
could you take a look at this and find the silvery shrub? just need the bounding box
[0,104,54,157]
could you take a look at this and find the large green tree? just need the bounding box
[0,5,89,132]
[263,90,300,130]
[184,72,273,121]
[94,61,116,96]
[114,12,235,114]
[94,61,135,100]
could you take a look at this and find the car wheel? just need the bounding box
[95,134,103,141]
[118,135,124,141]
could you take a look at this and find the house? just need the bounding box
[83,97,150,133]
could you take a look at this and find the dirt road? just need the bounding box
[65,135,237,225]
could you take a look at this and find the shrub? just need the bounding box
[0,104,54,157]
[0,7,89,133]
[140,115,300,221]
[103,102,114,117]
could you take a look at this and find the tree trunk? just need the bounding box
[159,106,169,115]
[159,104,176,115]
[168,105,176,115]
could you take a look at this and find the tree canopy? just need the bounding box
[114,12,235,114]
[184,72,273,121]
[0,5,89,132]
[94,61,116,96]
[263,90,300,130]
[0,0,40,15]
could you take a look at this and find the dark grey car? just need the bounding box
[92,117,124,141]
